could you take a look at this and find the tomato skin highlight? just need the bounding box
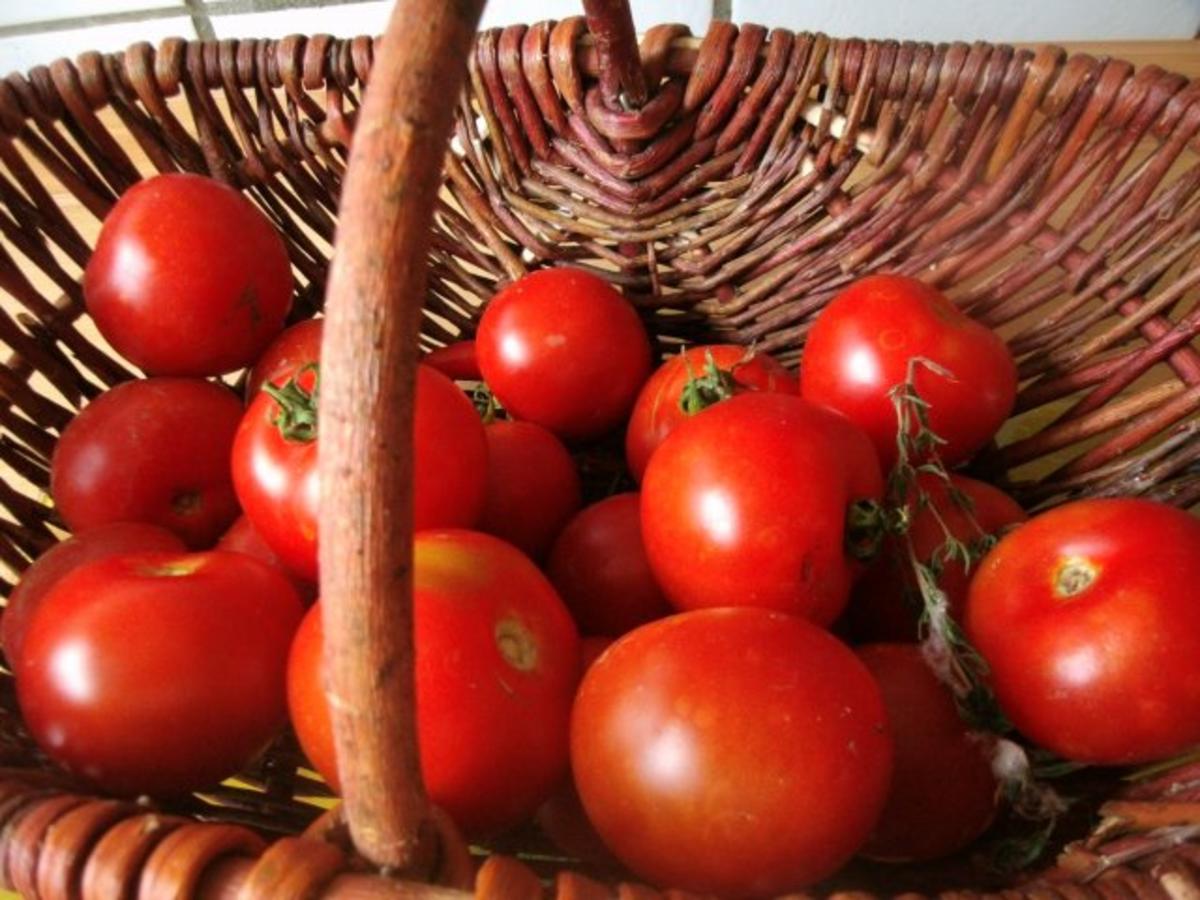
[966,498,1200,765]
[571,608,893,897]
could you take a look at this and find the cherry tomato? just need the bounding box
[1,523,184,662]
[218,516,316,605]
[625,344,797,482]
[547,493,671,637]
[641,393,883,626]
[478,420,581,561]
[424,341,481,382]
[245,317,323,400]
[856,644,998,862]
[572,608,893,896]
[476,268,652,442]
[16,551,303,796]
[84,173,292,377]
[801,275,1017,470]
[233,364,487,579]
[966,498,1200,765]
[51,378,243,549]
[847,474,1026,643]
[288,530,580,836]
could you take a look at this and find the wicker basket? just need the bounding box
[1,0,1200,896]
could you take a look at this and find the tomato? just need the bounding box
[572,608,892,896]
[83,173,292,377]
[547,493,671,637]
[476,268,652,442]
[800,275,1017,470]
[847,474,1026,643]
[245,317,323,400]
[51,378,243,549]
[233,364,487,579]
[15,551,303,796]
[966,498,1200,765]
[641,393,883,626]
[856,644,998,862]
[424,340,481,382]
[218,516,316,605]
[478,420,581,561]
[1,523,184,662]
[625,344,797,481]
[288,531,580,836]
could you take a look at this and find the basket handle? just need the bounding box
[582,0,649,107]
[318,0,485,872]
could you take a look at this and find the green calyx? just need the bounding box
[263,364,319,443]
[678,350,739,416]
[844,498,908,562]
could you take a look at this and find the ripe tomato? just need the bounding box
[847,474,1026,643]
[572,608,892,896]
[424,340,481,381]
[218,516,316,605]
[966,498,1200,765]
[625,344,797,482]
[15,551,303,796]
[476,268,652,442]
[641,393,883,626]
[245,317,323,400]
[478,420,581,561]
[856,644,998,862]
[1,523,184,662]
[800,275,1017,470]
[51,378,243,549]
[288,531,580,836]
[84,173,292,377]
[547,493,671,637]
[233,364,487,579]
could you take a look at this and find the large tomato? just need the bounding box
[84,173,292,377]
[856,644,999,862]
[641,392,883,626]
[233,364,487,579]
[218,516,316,605]
[245,317,323,400]
[288,531,580,836]
[476,268,652,442]
[50,378,243,548]
[966,498,1200,765]
[571,608,893,896]
[15,551,303,796]
[625,344,797,481]
[800,274,1017,470]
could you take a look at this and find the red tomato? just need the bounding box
[856,644,999,862]
[84,173,292,377]
[641,393,883,626]
[476,268,652,442]
[424,340,481,381]
[572,608,893,896]
[800,275,1017,470]
[245,317,323,400]
[288,531,580,836]
[547,493,672,637]
[218,516,316,605]
[625,344,797,482]
[847,474,1026,643]
[51,378,243,549]
[1,523,184,662]
[478,420,581,561]
[233,364,487,579]
[15,551,303,796]
[966,498,1200,765]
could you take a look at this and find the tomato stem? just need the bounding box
[678,349,739,416]
[472,384,502,424]
[263,364,319,443]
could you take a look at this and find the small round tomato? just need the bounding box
[51,378,243,548]
[547,493,671,637]
[476,268,652,442]
[245,317,323,400]
[424,340,481,381]
[641,393,883,626]
[801,275,1017,470]
[84,173,292,377]
[16,551,303,796]
[289,531,580,836]
[572,608,892,896]
[966,498,1200,765]
[856,644,998,862]
[625,345,797,481]
[847,474,1026,643]
[218,516,316,605]
[479,420,581,561]
[1,523,185,662]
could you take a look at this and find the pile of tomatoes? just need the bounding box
[8,171,1200,899]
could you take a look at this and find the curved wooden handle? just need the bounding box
[319,0,486,872]
[582,0,648,107]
